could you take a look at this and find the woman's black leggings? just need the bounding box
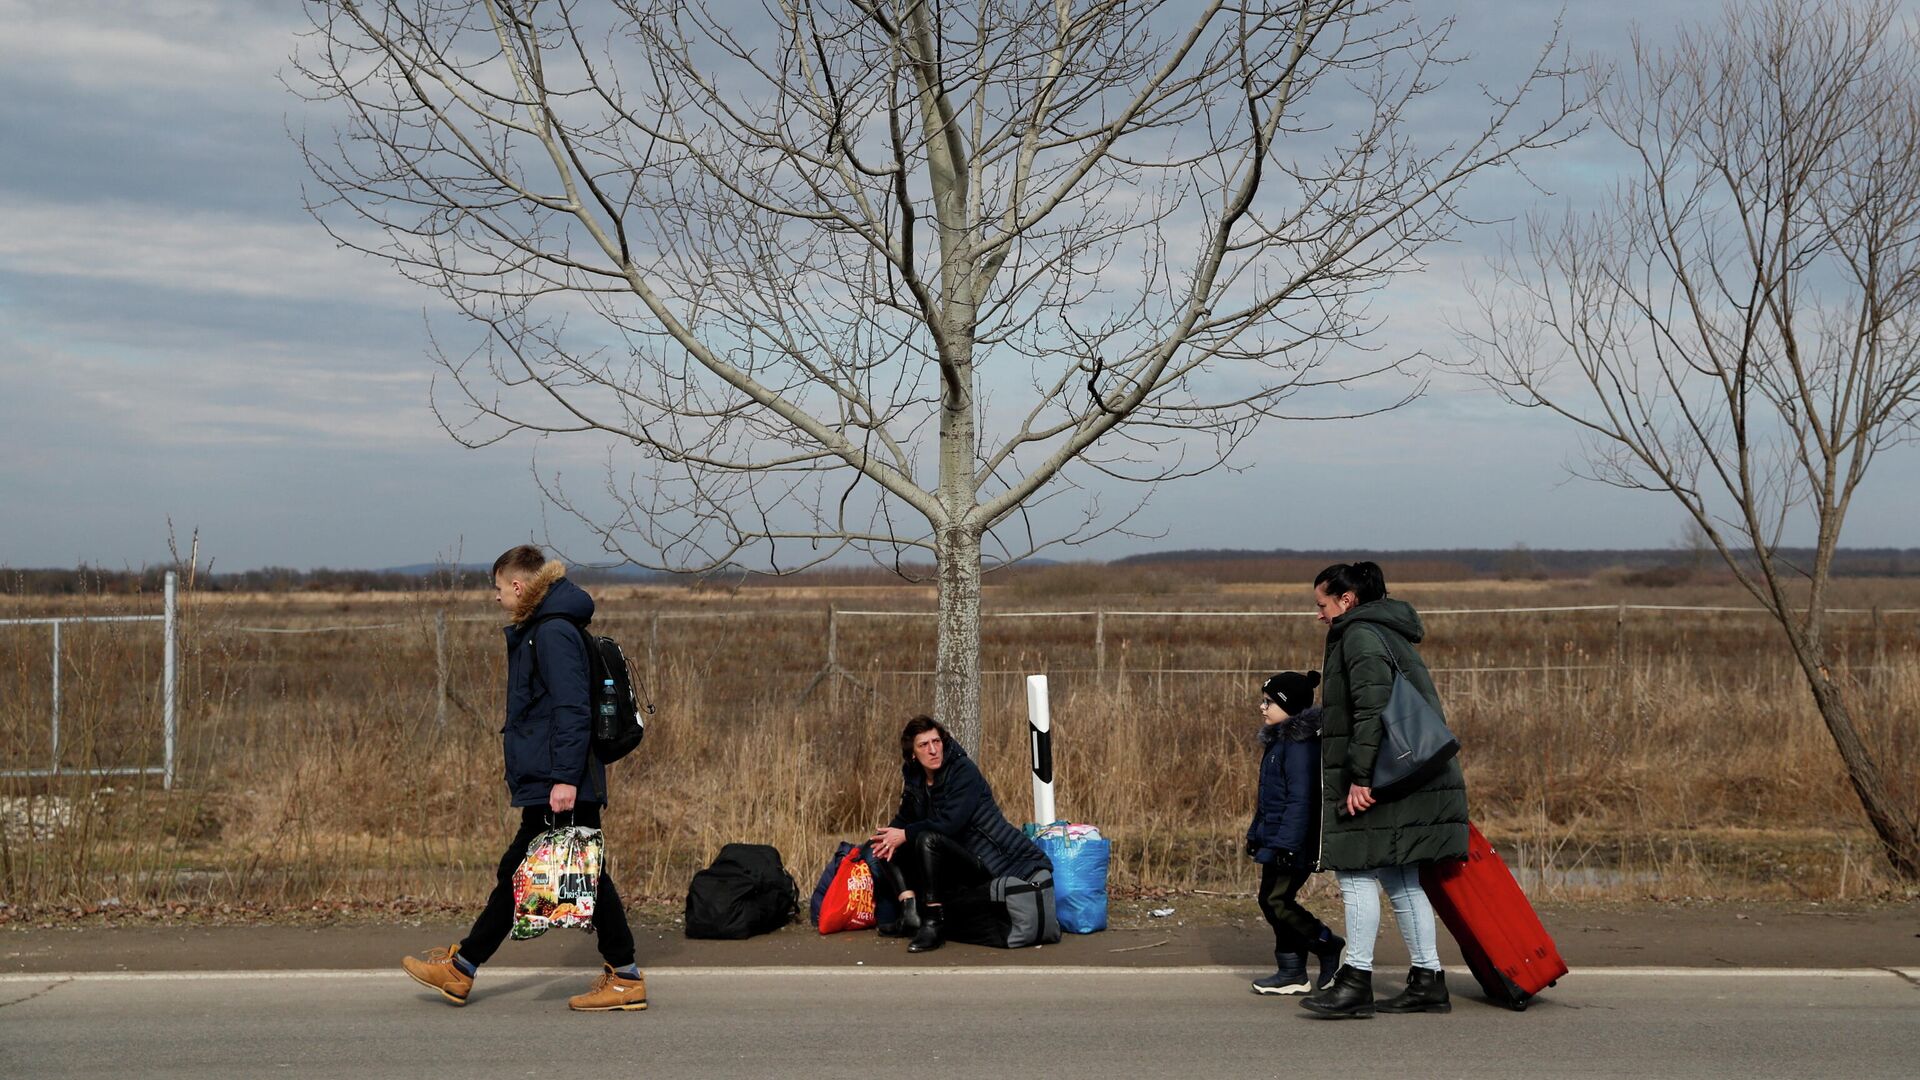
[875,829,991,905]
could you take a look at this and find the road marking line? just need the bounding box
[0,965,1907,983]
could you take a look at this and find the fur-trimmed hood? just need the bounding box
[506,560,569,625]
[1261,705,1322,747]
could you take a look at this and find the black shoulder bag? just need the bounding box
[1354,624,1460,800]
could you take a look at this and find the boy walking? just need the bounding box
[403,545,647,1011]
[1247,671,1344,995]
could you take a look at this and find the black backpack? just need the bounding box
[685,843,799,939]
[530,613,650,764]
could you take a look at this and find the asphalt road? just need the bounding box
[3,967,1916,1079]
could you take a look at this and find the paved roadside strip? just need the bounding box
[2,965,1918,982]
[3,901,1916,974]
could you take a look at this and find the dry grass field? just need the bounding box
[3,568,1918,918]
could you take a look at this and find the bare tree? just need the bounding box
[294,0,1579,751]
[1463,0,1920,877]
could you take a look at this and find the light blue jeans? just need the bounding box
[1334,866,1442,972]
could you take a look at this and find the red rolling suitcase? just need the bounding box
[1420,822,1567,1011]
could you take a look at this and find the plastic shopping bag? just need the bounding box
[1032,822,1110,934]
[510,825,603,940]
[816,844,879,934]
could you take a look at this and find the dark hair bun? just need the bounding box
[1312,562,1388,604]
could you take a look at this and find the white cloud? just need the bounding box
[0,1,295,97]
[0,197,418,305]
[0,328,440,451]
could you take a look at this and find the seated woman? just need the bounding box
[868,715,1050,953]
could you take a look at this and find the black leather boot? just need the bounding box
[1310,928,1345,991]
[1376,967,1451,1014]
[1299,964,1374,1018]
[907,901,944,953]
[877,896,922,938]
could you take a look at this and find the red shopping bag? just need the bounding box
[816,845,877,934]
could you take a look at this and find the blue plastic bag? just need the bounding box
[1034,828,1110,934]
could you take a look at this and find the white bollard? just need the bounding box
[1026,675,1056,826]
[163,570,177,790]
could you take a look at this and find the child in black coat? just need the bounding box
[1246,671,1344,995]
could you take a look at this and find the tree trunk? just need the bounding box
[1798,669,1920,879]
[932,270,981,752]
[935,524,984,756]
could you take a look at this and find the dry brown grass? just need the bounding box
[3,574,1917,914]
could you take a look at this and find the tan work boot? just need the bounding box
[568,964,648,1012]
[402,944,473,1006]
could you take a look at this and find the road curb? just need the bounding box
[1,965,1910,983]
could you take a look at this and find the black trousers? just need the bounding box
[875,830,991,906]
[1258,861,1326,961]
[459,803,635,968]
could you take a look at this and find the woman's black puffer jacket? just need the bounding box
[889,741,1050,878]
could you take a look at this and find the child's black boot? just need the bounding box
[1310,926,1345,990]
[1251,951,1312,996]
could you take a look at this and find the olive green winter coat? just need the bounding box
[1316,598,1469,872]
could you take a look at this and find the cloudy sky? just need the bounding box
[2,0,1914,573]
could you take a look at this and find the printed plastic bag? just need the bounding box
[816,845,878,934]
[510,825,603,940]
[810,842,900,931]
[1032,822,1110,934]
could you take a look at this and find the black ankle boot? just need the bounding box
[1376,967,1451,1014]
[907,901,944,953]
[877,897,922,938]
[1310,929,1345,991]
[1299,964,1374,1018]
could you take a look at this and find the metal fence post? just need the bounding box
[1614,603,1627,675]
[49,621,61,773]
[435,609,449,729]
[163,570,177,790]
[1095,608,1106,685]
[827,606,840,712]
[1873,606,1887,689]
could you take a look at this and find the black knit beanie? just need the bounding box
[1262,670,1320,716]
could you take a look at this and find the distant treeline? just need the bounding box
[0,562,693,596]
[1113,546,1920,580]
[5,546,1918,595]
[0,565,481,596]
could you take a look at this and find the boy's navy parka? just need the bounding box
[1247,707,1322,864]
[501,560,607,807]
[889,741,1050,879]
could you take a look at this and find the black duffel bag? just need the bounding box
[942,868,1061,949]
[685,843,799,939]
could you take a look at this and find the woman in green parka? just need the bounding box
[1299,561,1469,1020]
